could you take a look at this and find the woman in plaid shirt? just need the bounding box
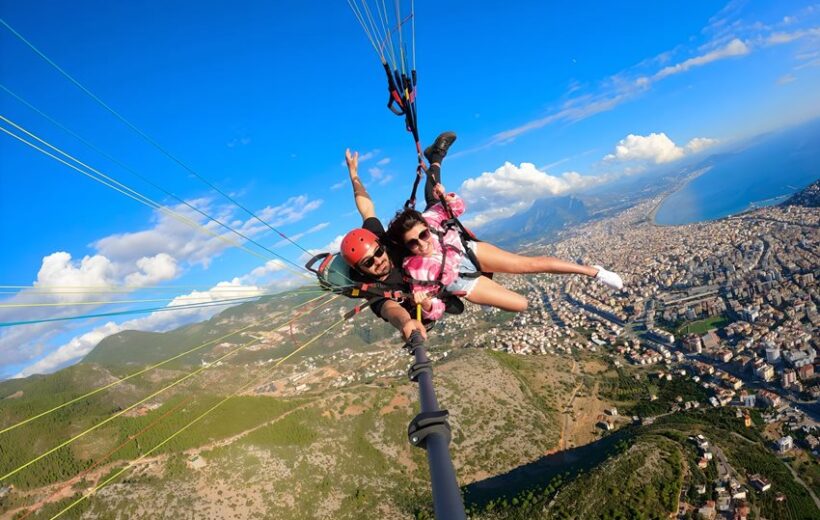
[386,133,624,321]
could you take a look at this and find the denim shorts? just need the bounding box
[444,241,481,296]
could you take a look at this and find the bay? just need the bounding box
[654,119,820,226]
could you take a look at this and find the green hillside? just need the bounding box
[3,288,818,520]
[467,408,820,520]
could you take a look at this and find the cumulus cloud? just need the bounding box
[93,199,230,267]
[605,133,685,163]
[2,192,323,379]
[459,162,605,227]
[605,133,718,164]
[123,253,179,287]
[34,252,117,297]
[459,131,719,227]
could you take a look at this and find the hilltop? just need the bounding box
[782,179,820,208]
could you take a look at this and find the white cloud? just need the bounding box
[245,195,324,233]
[463,6,815,152]
[605,133,685,164]
[458,131,719,227]
[330,180,346,191]
[303,221,330,234]
[93,196,322,268]
[241,259,288,284]
[14,280,266,378]
[368,167,385,179]
[376,157,391,166]
[226,136,251,148]
[765,27,820,45]
[2,192,322,378]
[339,149,380,168]
[93,199,229,267]
[650,38,749,82]
[320,235,344,255]
[123,253,179,286]
[358,150,379,162]
[273,222,330,247]
[605,133,718,164]
[685,137,720,153]
[459,162,604,226]
[302,235,345,262]
[482,92,631,148]
[16,322,124,378]
[34,252,117,298]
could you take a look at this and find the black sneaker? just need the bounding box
[424,131,457,164]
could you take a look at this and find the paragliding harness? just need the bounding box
[401,197,492,300]
[304,251,462,325]
[304,252,406,302]
[382,64,492,295]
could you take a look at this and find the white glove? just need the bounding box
[594,265,623,290]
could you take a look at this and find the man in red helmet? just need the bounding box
[340,132,458,340]
[342,150,425,341]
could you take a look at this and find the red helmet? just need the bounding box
[340,228,380,267]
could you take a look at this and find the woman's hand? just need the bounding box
[433,183,446,199]
[412,291,433,311]
[433,184,457,204]
[345,148,359,176]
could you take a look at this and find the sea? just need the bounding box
[654,119,820,226]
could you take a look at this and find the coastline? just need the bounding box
[648,166,712,227]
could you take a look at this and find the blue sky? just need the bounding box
[1,0,819,379]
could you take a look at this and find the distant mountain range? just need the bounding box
[476,162,694,248]
[478,195,590,248]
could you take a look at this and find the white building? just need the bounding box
[777,435,794,453]
[765,346,781,363]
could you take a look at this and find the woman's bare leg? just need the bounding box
[474,242,598,277]
[465,275,528,312]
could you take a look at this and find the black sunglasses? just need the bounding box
[405,229,431,250]
[358,245,386,269]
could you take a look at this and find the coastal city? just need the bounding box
[241,185,820,519]
[438,191,820,518]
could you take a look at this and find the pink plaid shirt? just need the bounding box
[403,194,467,320]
